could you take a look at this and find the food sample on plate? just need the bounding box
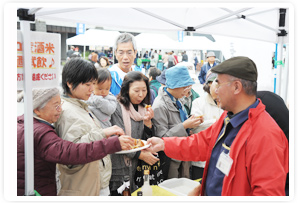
[130,138,145,149]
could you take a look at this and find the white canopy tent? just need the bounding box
[14,3,290,196]
[135,32,178,50]
[33,6,285,43]
[66,29,121,57]
[177,36,223,50]
[30,5,289,98]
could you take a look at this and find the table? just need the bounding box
[142,58,151,62]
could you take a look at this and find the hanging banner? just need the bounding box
[76,23,85,35]
[17,30,61,90]
[178,31,184,42]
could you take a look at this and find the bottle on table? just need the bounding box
[122,175,131,196]
[141,169,152,196]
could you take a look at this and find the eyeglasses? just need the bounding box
[183,86,192,92]
[214,81,232,89]
[55,101,64,111]
[116,50,134,56]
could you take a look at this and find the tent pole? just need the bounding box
[20,20,35,196]
[273,44,278,93]
[133,8,187,30]
[282,44,289,104]
[220,8,279,33]
[84,45,86,59]
[194,8,251,30]
[276,37,283,96]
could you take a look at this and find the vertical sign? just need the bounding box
[178,31,184,42]
[17,30,61,90]
[76,23,85,35]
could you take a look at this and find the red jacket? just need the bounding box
[17,115,121,196]
[163,100,288,196]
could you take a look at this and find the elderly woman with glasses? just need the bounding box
[151,65,204,180]
[17,87,134,196]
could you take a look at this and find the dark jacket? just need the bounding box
[17,115,121,196]
[198,62,218,84]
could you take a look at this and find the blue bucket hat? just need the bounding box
[165,65,195,89]
[156,69,166,85]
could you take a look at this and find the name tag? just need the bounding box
[216,151,233,176]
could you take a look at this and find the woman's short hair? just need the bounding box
[96,68,112,84]
[203,81,212,94]
[99,56,110,66]
[114,33,137,52]
[149,67,161,80]
[62,58,98,95]
[118,71,150,109]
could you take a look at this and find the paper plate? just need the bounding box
[115,140,151,154]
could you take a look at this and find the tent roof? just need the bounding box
[30,5,288,43]
[66,29,120,46]
[135,33,178,50]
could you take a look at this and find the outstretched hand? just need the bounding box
[146,137,165,153]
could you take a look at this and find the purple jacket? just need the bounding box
[17,115,121,196]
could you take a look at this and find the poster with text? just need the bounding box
[17,30,61,90]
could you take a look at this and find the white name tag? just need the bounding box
[216,151,233,176]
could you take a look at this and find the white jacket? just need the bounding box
[190,93,224,167]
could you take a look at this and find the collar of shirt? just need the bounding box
[227,99,259,128]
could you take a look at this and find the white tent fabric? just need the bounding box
[135,32,178,50]
[33,6,287,43]
[177,36,222,50]
[66,29,120,46]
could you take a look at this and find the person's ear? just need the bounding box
[33,108,41,117]
[67,82,72,90]
[234,80,242,94]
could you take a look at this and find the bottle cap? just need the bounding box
[124,175,130,182]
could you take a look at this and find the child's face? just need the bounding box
[94,80,111,97]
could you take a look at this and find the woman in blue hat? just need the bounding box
[151,65,204,179]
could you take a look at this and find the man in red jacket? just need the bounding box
[147,56,289,196]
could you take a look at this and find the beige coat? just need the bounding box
[55,96,112,196]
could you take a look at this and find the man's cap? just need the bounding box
[206,51,216,58]
[211,56,258,81]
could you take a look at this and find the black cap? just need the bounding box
[211,56,258,81]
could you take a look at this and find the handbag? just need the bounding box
[134,126,165,188]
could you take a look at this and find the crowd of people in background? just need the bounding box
[17,32,289,197]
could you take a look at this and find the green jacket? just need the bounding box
[150,80,162,97]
